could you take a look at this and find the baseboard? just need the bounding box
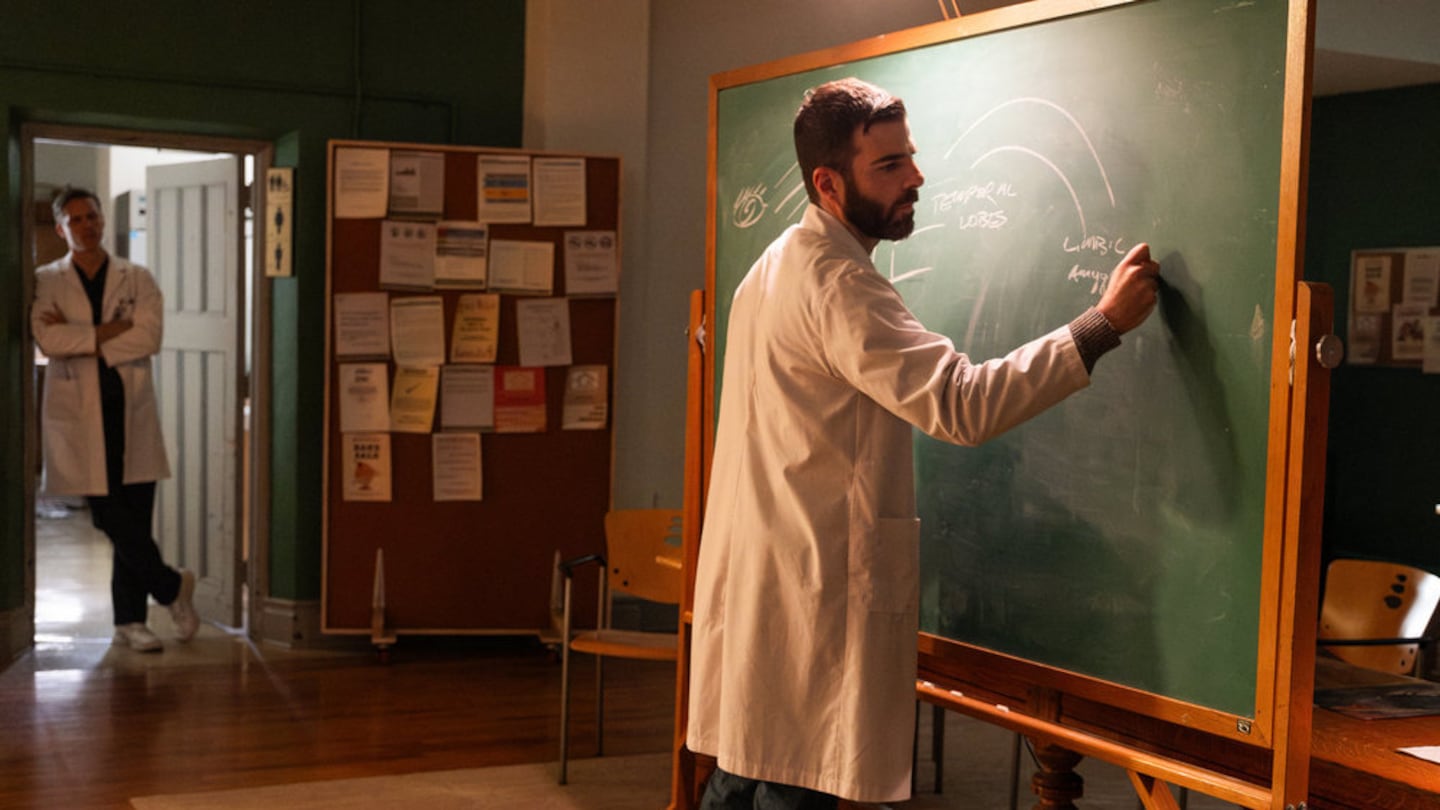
[255,596,348,648]
[0,604,35,665]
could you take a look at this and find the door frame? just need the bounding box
[20,122,274,640]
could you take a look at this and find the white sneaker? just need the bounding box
[169,569,200,641]
[114,623,163,652]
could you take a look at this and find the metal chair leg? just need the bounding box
[594,567,606,756]
[1008,732,1023,810]
[558,576,573,785]
[931,704,944,793]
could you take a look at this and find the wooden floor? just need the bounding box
[6,506,1247,810]
[1,507,676,810]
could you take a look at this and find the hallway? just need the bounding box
[5,505,676,809]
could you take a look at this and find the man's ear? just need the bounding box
[813,166,844,209]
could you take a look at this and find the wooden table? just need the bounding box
[1307,657,1440,808]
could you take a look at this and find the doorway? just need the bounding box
[21,124,273,646]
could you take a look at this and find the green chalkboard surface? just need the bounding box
[711,0,1294,718]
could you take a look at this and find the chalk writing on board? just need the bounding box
[730,163,807,230]
[944,97,1114,207]
[729,96,1128,298]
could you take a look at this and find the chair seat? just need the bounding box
[570,629,678,661]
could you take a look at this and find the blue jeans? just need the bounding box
[699,768,839,810]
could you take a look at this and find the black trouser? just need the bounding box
[699,768,839,810]
[88,482,180,625]
[89,379,179,626]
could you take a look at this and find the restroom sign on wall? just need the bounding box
[265,167,294,278]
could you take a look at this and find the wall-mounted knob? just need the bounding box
[1314,334,1343,369]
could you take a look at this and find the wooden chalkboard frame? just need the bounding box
[321,139,622,637]
[689,0,1321,805]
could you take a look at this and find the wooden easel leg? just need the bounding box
[1128,771,1183,810]
[1029,740,1083,809]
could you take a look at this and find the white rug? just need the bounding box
[130,753,671,810]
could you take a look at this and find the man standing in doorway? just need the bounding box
[32,186,198,652]
[686,78,1160,808]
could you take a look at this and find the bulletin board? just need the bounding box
[322,139,621,635]
[1346,247,1440,368]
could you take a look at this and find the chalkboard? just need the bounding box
[709,0,1297,720]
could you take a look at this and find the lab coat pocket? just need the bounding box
[849,517,920,614]
[43,366,86,428]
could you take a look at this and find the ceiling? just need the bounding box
[962,1,1440,97]
[1314,0,1440,96]
[1313,47,1440,97]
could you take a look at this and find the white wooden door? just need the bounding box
[147,157,243,627]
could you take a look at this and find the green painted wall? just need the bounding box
[1,1,524,612]
[1306,83,1440,573]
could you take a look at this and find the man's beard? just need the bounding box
[844,186,919,242]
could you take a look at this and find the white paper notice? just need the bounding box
[435,221,489,289]
[390,366,440,433]
[334,147,390,219]
[1424,316,1440,374]
[379,220,437,290]
[432,432,483,502]
[516,298,573,367]
[533,157,587,227]
[450,293,500,363]
[388,150,445,217]
[1353,254,1392,313]
[333,292,390,357]
[1403,249,1440,307]
[1392,303,1427,361]
[441,364,495,429]
[477,155,532,223]
[489,240,555,294]
[1399,745,1440,765]
[389,296,446,368]
[563,365,608,430]
[563,230,619,295]
[342,433,391,501]
[338,363,391,433]
[1348,313,1381,365]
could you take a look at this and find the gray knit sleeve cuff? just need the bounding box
[1068,307,1122,374]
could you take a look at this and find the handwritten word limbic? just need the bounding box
[1062,234,1127,257]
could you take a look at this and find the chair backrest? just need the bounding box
[603,509,683,606]
[1319,558,1440,675]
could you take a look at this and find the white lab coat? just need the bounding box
[687,205,1091,803]
[31,255,170,496]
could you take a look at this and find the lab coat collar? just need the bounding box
[802,204,876,265]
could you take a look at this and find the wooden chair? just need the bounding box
[556,509,683,784]
[1318,558,1440,676]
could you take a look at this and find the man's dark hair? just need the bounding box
[794,78,907,204]
[51,186,102,222]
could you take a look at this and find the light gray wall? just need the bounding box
[523,0,655,508]
[633,0,954,508]
[33,144,110,250]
